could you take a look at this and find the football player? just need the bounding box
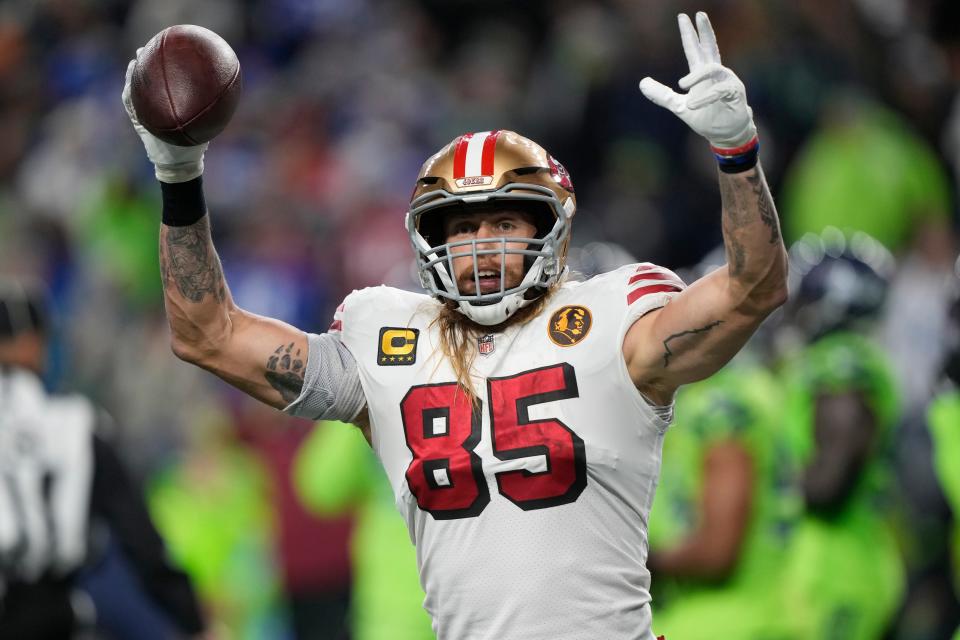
[643,249,800,638]
[778,229,905,640]
[123,12,787,639]
[927,256,960,640]
[647,344,800,638]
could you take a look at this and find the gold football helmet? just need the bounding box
[406,130,576,325]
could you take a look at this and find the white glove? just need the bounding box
[639,12,757,150]
[122,54,207,183]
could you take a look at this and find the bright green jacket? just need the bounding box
[294,421,434,640]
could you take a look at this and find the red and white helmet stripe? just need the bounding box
[452,130,502,179]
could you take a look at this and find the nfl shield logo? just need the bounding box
[478,334,495,356]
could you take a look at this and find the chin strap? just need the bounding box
[457,272,564,326]
[457,293,533,326]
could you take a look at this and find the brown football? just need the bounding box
[131,25,242,146]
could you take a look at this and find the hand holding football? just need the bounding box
[130,25,242,146]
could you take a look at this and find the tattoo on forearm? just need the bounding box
[661,320,723,368]
[718,168,782,279]
[719,177,751,230]
[265,342,305,403]
[160,218,226,303]
[726,234,746,277]
[745,170,780,244]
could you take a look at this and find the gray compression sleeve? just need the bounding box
[283,332,366,422]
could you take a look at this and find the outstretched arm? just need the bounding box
[625,12,787,404]
[122,57,308,410]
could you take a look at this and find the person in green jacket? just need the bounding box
[646,247,801,639]
[781,93,951,257]
[927,260,960,640]
[648,359,802,639]
[777,230,905,640]
[293,420,434,640]
[148,420,285,640]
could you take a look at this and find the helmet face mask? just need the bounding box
[406,131,576,325]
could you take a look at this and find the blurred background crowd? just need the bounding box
[2,0,960,638]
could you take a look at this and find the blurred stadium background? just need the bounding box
[2,0,960,638]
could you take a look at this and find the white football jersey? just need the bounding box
[332,263,684,640]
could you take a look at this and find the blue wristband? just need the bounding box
[712,137,760,174]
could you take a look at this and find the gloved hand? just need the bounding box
[122,52,208,183]
[639,12,757,150]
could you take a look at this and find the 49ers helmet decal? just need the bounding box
[406,130,577,326]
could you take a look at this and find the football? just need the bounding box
[130,25,242,146]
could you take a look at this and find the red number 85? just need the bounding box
[400,363,587,519]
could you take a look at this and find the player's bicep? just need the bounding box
[624,267,762,400]
[197,308,310,409]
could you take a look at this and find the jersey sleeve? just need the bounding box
[622,262,687,324]
[283,293,367,422]
[328,301,345,335]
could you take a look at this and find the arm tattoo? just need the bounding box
[662,320,723,368]
[161,218,227,303]
[719,174,749,276]
[265,342,305,403]
[726,234,746,277]
[718,167,782,277]
[719,177,752,230]
[745,170,780,244]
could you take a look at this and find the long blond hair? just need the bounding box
[431,290,556,405]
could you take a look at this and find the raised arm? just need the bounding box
[159,210,310,408]
[625,12,787,404]
[122,59,308,410]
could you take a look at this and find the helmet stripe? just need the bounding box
[452,133,473,179]
[451,130,503,180]
[480,129,501,176]
[463,131,491,177]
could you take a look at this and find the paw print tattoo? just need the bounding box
[265,342,305,403]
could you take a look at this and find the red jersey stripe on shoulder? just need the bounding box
[452,134,473,179]
[626,283,681,306]
[480,130,501,176]
[628,271,680,286]
[329,301,346,333]
[635,262,656,272]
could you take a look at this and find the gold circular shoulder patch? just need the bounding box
[548,305,593,347]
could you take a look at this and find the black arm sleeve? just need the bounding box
[89,435,206,634]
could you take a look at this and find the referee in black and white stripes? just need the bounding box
[0,280,206,639]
